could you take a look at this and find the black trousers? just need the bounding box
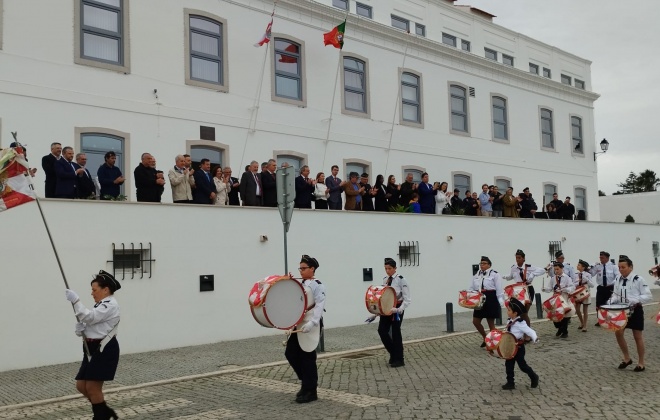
[505,344,535,384]
[553,318,569,334]
[285,333,318,392]
[595,285,614,307]
[327,200,342,210]
[378,311,405,362]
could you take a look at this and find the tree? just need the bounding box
[617,172,638,194]
[625,214,635,223]
[598,190,606,196]
[635,169,660,192]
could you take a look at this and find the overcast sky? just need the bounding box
[460,0,660,194]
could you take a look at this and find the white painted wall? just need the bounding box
[1,200,658,372]
[599,192,660,225]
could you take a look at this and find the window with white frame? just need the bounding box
[492,96,508,140]
[503,54,514,66]
[571,116,583,154]
[343,56,368,114]
[495,178,511,192]
[543,184,557,207]
[453,173,471,197]
[277,155,303,176]
[461,40,471,52]
[543,67,551,78]
[332,0,348,10]
[190,145,223,169]
[442,33,456,47]
[346,162,368,178]
[485,48,497,61]
[450,85,468,133]
[273,38,304,103]
[575,79,585,90]
[561,74,572,85]
[415,24,426,37]
[574,187,586,215]
[529,63,539,75]
[81,132,125,196]
[401,72,421,124]
[356,2,372,18]
[186,13,226,89]
[76,0,129,71]
[403,169,424,184]
[391,15,409,32]
[540,108,554,149]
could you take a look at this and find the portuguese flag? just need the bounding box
[323,20,346,49]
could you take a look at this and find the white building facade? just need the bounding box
[0,0,600,218]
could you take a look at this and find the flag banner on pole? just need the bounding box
[255,17,273,47]
[323,20,346,49]
[0,147,36,211]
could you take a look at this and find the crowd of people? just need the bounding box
[37,143,581,219]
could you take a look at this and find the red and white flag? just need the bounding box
[0,147,36,211]
[255,17,273,47]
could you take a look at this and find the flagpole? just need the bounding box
[10,132,92,361]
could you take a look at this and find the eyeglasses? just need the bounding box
[298,267,310,271]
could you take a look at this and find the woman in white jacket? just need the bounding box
[434,182,452,214]
[313,172,329,209]
[212,166,230,206]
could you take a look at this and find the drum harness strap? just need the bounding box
[99,319,120,353]
[506,318,525,347]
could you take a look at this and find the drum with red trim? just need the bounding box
[366,286,396,316]
[542,294,573,322]
[249,275,314,330]
[504,283,530,305]
[569,286,591,303]
[458,290,485,309]
[484,329,502,351]
[497,332,519,360]
[597,304,629,331]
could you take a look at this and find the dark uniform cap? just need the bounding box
[553,262,564,268]
[555,251,564,258]
[480,256,492,265]
[384,257,397,268]
[578,259,590,268]
[600,251,610,257]
[618,255,632,265]
[96,270,121,292]
[515,249,525,258]
[300,254,319,269]
[508,298,526,315]
[360,172,369,178]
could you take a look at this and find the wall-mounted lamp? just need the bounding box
[594,138,609,161]
[446,235,453,241]
[259,235,268,242]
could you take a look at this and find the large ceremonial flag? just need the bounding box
[0,147,36,211]
[255,17,273,47]
[323,20,346,49]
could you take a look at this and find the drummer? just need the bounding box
[542,262,575,338]
[468,256,505,348]
[608,255,651,372]
[501,298,540,390]
[285,255,326,403]
[573,260,595,332]
[590,251,620,327]
[503,249,545,326]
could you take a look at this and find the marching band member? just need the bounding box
[590,251,620,327]
[64,271,121,420]
[608,255,651,372]
[468,256,505,347]
[503,249,545,326]
[573,260,595,331]
[501,298,540,390]
[542,262,575,338]
[546,251,575,279]
[285,255,326,403]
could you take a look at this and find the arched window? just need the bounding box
[453,173,471,197]
[494,177,511,192]
[277,155,303,176]
[190,146,223,170]
[80,132,126,195]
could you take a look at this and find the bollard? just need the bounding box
[535,293,543,319]
[496,306,503,326]
[446,302,454,332]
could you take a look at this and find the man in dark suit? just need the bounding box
[134,153,165,202]
[192,158,217,204]
[239,160,263,206]
[74,153,96,199]
[261,159,277,207]
[359,172,375,211]
[41,142,62,198]
[325,165,344,210]
[54,146,83,198]
[561,197,576,220]
[294,165,315,209]
[224,167,240,205]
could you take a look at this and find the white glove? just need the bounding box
[502,275,513,280]
[65,289,79,303]
[534,338,540,344]
[392,307,404,314]
[74,322,86,337]
[301,321,315,333]
[365,315,377,323]
[628,299,639,307]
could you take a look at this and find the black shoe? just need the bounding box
[501,383,515,390]
[390,361,405,368]
[296,386,305,397]
[480,341,487,348]
[555,330,562,337]
[618,360,633,369]
[594,322,601,327]
[634,366,646,372]
[530,373,539,388]
[295,391,318,404]
[388,357,394,364]
[560,332,568,339]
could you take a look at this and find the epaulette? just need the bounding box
[525,264,531,267]
[398,275,403,279]
[315,279,322,284]
[491,270,498,274]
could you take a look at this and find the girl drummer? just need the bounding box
[501,298,539,390]
[573,259,595,332]
[542,262,575,338]
[64,270,121,420]
[468,256,505,347]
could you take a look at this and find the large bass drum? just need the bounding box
[249,275,314,330]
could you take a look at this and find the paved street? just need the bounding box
[2,296,660,419]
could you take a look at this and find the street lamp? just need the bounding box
[594,138,609,161]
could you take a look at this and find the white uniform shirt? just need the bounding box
[506,317,538,342]
[468,269,505,306]
[507,264,545,285]
[572,271,595,288]
[302,278,326,326]
[382,272,411,310]
[589,261,620,287]
[543,273,575,298]
[73,296,120,339]
[560,263,575,279]
[609,273,652,307]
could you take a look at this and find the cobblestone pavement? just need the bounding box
[2,298,660,419]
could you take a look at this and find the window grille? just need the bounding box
[398,241,420,267]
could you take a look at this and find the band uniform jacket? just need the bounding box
[382,273,411,311]
[468,269,505,306]
[609,273,652,307]
[589,261,620,287]
[508,264,546,285]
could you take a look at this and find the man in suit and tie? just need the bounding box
[224,167,240,205]
[295,165,315,209]
[261,159,278,207]
[325,165,345,210]
[41,142,62,198]
[239,161,263,206]
[54,146,84,198]
[74,153,96,199]
[192,158,217,204]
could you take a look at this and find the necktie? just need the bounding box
[205,172,210,182]
[254,173,262,195]
[519,267,524,282]
[507,319,513,332]
[387,276,393,286]
[579,273,583,284]
[555,276,561,291]
[622,277,628,287]
[602,265,607,287]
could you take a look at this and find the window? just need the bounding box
[332,0,348,10]
[485,48,497,61]
[529,63,539,75]
[502,54,514,66]
[272,37,306,106]
[356,3,372,18]
[453,173,471,197]
[415,24,426,37]
[111,243,154,279]
[80,131,126,196]
[276,154,303,176]
[543,184,557,207]
[574,187,586,215]
[401,71,422,126]
[442,33,456,47]
[346,161,369,178]
[571,116,583,154]
[450,85,468,133]
[543,67,551,78]
[75,0,130,72]
[461,40,471,52]
[190,145,223,170]
[391,15,409,32]
[575,79,585,90]
[342,55,369,116]
[403,168,424,184]
[540,108,554,149]
[495,178,511,192]
[185,11,228,91]
[492,96,508,141]
[561,74,572,85]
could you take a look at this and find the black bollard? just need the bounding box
[535,293,543,319]
[496,306,503,326]
[446,302,454,332]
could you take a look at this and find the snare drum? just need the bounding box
[597,304,629,331]
[484,329,502,351]
[249,275,313,330]
[497,332,519,360]
[570,286,591,304]
[504,283,531,305]
[542,294,573,322]
[365,286,396,316]
[458,290,485,309]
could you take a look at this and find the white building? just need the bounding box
[600,191,660,225]
[0,0,600,218]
